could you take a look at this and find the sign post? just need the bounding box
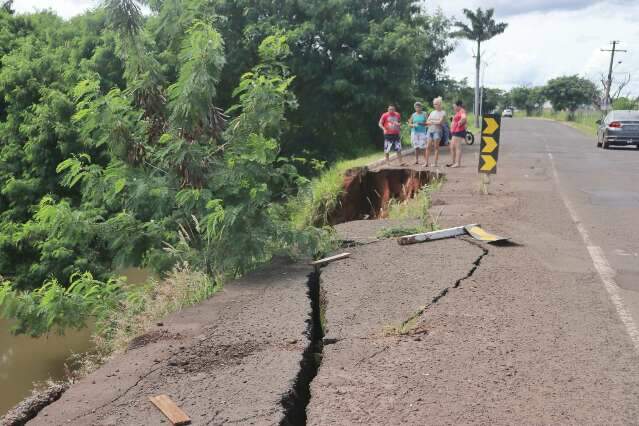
[478,114,501,194]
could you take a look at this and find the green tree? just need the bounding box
[0,0,450,336]
[510,86,546,116]
[612,96,638,110]
[543,75,598,119]
[416,11,456,101]
[481,87,508,115]
[453,8,507,127]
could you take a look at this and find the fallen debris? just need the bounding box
[464,224,507,243]
[397,225,473,245]
[311,252,351,271]
[397,224,509,245]
[149,394,191,425]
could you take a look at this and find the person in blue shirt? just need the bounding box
[408,102,427,165]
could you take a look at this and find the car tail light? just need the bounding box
[609,121,623,128]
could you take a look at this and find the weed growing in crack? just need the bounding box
[376,225,428,239]
[383,240,488,336]
[387,178,445,229]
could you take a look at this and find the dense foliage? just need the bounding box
[509,86,545,116]
[0,0,458,336]
[543,75,598,117]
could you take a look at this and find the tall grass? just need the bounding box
[95,263,218,354]
[516,109,601,136]
[465,112,480,135]
[288,151,387,228]
[387,178,444,226]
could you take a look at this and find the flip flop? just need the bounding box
[445,163,453,167]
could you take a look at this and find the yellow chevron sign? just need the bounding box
[483,117,499,135]
[482,136,497,153]
[480,155,496,171]
[478,114,501,174]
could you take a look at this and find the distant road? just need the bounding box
[518,118,639,335]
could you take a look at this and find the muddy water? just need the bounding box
[0,267,151,416]
[0,320,93,415]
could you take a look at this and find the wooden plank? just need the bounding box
[310,252,351,266]
[149,395,191,425]
[397,225,476,246]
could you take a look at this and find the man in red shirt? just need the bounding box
[447,100,467,168]
[378,104,404,164]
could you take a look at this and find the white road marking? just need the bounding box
[547,152,639,353]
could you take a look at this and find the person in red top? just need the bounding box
[447,100,467,168]
[378,104,404,164]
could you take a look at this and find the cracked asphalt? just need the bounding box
[308,118,639,424]
[17,118,639,425]
[25,261,312,426]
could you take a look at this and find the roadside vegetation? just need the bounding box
[0,0,468,361]
[1,0,630,357]
[515,110,600,136]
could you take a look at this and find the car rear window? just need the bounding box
[613,111,639,120]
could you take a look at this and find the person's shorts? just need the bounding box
[384,134,402,153]
[427,129,441,142]
[451,131,466,138]
[411,132,427,149]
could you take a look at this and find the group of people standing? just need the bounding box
[378,98,467,168]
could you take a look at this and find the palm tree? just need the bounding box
[453,8,507,127]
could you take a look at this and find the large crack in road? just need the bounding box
[283,237,489,425]
[280,270,324,425]
[396,238,489,335]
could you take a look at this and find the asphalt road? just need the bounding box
[509,118,639,344]
[308,117,639,424]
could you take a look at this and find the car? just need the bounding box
[596,110,639,149]
[502,108,513,118]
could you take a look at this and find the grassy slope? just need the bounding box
[289,151,385,228]
[515,110,600,136]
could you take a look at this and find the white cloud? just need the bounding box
[429,1,639,96]
[13,0,99,18]
[12,0,639,96]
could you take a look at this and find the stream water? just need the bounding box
[0,267,151,416]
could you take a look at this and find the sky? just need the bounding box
[12,0,639,96]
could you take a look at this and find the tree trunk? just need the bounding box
[474,40,481,128]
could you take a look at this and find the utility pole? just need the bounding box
[479,61,487,119]
[601,41,627,110]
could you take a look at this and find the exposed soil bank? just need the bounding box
[24,260,313,425]
[329,167,434,224]
[1,384,68,426]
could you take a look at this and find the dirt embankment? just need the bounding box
[330,166,433,224]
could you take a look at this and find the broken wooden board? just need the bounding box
[464,224,509,244]
[311,252,351,270]
[397,225,475,245]
[149,395,191,425]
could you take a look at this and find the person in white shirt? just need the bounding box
[425,96,446,168]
